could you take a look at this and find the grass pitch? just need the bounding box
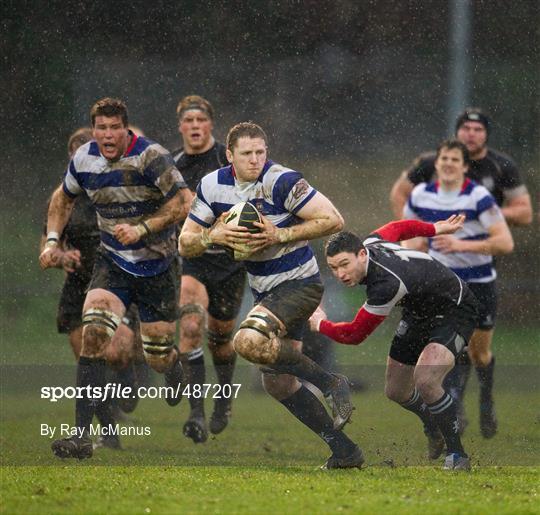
[1,375,539,514]
[1,265,538,513]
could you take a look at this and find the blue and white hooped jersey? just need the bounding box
[189,160,320,296]
[62,133,187,277]
[404,179,504,283]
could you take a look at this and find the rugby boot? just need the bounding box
[183,410,208,444]
[424,427,445,460]
[209,397,233,435]
[321,445,364,470]
[324,373,354,430]
[164,356,184,407]
[480,401,498,439]
[443,453,471,471]
[51,432,93,460]
[93,433,122,450]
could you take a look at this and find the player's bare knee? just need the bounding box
[234,311,282,364]
[141,334,175,373]
[233,329,263,361]
[81,308,120,356]
[179,304,206,333]
[207,329,233,352]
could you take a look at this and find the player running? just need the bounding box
[309,215,478,470]
[39,127,143,450]
[40,98,192,459]
[180,122,362,469]
[172,96,246,443]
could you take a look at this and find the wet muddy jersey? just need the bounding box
[62,132,187,277]
[188,160,320,296]
[406,148,526,207]
[404,179,504,283]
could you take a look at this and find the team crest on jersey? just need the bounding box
[253,199,265,214]
[291,179,309,200]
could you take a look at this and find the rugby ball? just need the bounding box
[224,202,262,234]
[224,202,262,260]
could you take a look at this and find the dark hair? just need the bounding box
[226,122,268,152]
[436,138,470,165]
[325,231,363,257]
[67,127,93,157]
[176,95,214,121]
[90,97,128,127]
[455,107,490,135]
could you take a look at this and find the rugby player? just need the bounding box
[389,108,531,435]
[180,122,362,469]
[390,108,533,224]
[403,139,513,438]
[39,98,192,459]
[309,215,478,470]
[172,96,245,443]
[39,127,143,450]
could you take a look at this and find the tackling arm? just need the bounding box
[373,215,465,243]
[315,306,386,345]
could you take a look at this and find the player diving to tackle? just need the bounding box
[40,98,193,459]
[180,122,362,469]
[309,215,479,471]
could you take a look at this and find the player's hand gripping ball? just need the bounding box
[224,201,262,260]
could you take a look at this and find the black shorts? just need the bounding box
[389,289,479,366]
[89,251,179,323]
[255,277,323,341]
[182,253,246,321]
[468,281,497,330]
[57,271,140,333]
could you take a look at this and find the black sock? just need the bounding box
[75,357,106,433]
[115,364,135,389]
[182,350,205,415]
[400,388,437,432]
[476,356,495,406]
[212,352,237,387]
[280,386,357,457]
[444,355,471,403]
[273,351,336,394]
[428,393,465,455]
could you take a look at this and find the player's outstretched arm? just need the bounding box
[250,192,344,249]
[39,186,75,270]
[310,305,386,345]
[374,215,465,243]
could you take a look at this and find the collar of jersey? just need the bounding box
[231,160,273,183]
